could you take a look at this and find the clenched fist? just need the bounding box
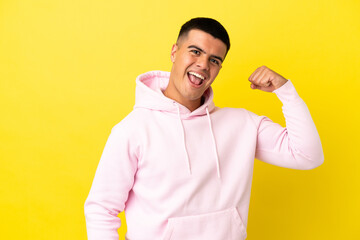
[248,66,288,92]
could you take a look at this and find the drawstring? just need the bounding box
[176,105,191,175]
[206,107,221,178]
[175,104,220,178]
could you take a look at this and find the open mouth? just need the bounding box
[187,71,206,87]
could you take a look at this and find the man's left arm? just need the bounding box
[248,66,324,169]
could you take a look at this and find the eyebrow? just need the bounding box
[187,45,224,63]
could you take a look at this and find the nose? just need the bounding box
[196,55,210,71]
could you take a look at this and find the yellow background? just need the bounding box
[1,0,359,239]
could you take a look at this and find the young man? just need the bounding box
[85,18,324,240]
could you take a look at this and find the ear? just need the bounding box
[170,44,178,63]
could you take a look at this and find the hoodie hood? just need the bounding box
[134,71,216,118]
[133,70,221,178]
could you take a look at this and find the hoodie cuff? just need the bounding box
[272,80,302,104]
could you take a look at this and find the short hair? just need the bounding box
[177,17,230,55]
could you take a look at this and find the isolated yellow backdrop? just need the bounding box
[1,0,359,239]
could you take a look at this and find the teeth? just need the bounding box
[189,72,205,80]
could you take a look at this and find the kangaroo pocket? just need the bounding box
[162,207,247,240]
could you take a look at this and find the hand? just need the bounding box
[248,66,288,92]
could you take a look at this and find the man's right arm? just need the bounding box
[84,123,138,240]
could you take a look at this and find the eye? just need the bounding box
[210,58,220,66]
[190,49,200,55]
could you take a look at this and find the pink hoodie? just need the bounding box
[84,71,324,240]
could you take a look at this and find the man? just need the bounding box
[85,18,324,240]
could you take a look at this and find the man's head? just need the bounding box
[163,17,230,111]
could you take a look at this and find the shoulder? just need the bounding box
[213,106,256,117]
[212,106,264,127]
[110,109,148,136]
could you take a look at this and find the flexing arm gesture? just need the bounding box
[247,65,324,169]
[248,65,288,92]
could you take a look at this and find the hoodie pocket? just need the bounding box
[162,207,247,240]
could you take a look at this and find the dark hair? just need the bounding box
[177,17,230,55]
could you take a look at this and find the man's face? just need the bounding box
[167,29,227,108]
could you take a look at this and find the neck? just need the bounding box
[163,88,202,112]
